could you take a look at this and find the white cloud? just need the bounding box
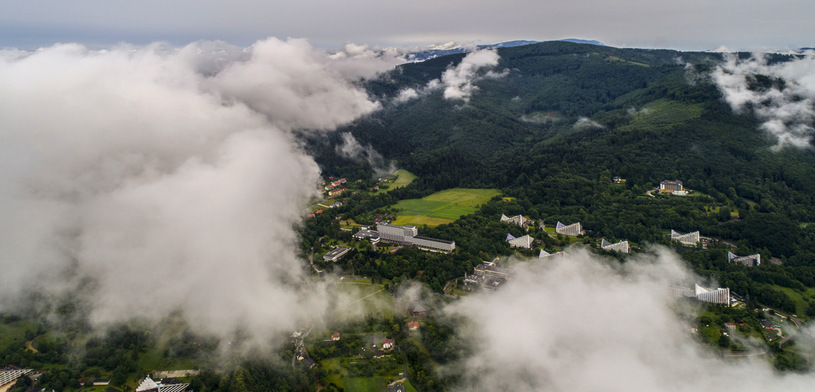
[441,49,501,101]
[394,87,420,103]
[0,38,383,347]
[447,248,815,391]
[391,49,505,105]
[335,132,396,177]
[712,52,815,150]
[573,116,606,130]
[326,43,408,81]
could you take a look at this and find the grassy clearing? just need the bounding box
[392,216,455,227]
[519,111,562,124]
[0,320,35,351]
[391,188,500,227]
[390,170,417,189]
[344,377,387,392]
[322,358,345,389]
[341,218,362,227]
[605,55,650,67]
[623,99,704,131]
[404,379,419,392]
[333,281,394,320]
[138,347,199,371]
[543,226,579,243]
[771,285,814,317]
[377,169,417,194]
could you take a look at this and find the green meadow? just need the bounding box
[392,188,500,227]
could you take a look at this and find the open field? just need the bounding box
[391,188,500,227]
[344,377,388,392]
[377,169,416,194]
[331,280,394,320]
[138,347,199,371]
[404,380,419,392]
[771,285,815,318]
[0,320,34,351]
[390,170,416,189]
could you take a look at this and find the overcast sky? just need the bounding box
[2,0,813,51]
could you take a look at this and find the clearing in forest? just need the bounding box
[391,188,500,227]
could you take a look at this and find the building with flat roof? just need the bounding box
[659,180,684,193]
[671,283,730,306]
[377,223,419,244]
[671,230,700,246]
[600,239,630,253]
[506,233,533,248]
[375,223,455,251]
[728,252,760,267]
[556,221,583,237]
[323,246,351,262]
[0,369,32,390]
[500,214,528,228]
[539,249,566,260]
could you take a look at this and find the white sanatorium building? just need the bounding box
[376,223,456,252]
[136,377,189,392]
[600,239,630,253]
[500,214,528,227]
[556,221,583,237]
[671,284,730,306]
[670,230,700,246]
[728,252,761,267]
[506,233,534,249]
[323,246,351,262]
[1,369,32,390]
[539,249,566,260]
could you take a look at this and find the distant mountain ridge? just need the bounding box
[407,38,605,62]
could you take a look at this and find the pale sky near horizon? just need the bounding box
[1,0,813,51]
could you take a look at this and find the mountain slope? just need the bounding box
[319,41,815,259]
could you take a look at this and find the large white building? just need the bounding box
[671,284,730,306]
[600,239,630,253]
[506,233,534,249]
[670,230,700,246]
[323,246,351,262]
[693,284,730,305]
[728,252,761,267]
[376,223,455,252]
[556,221,583,237]
[539,249,566,260]
[136,377,190,392]
[1,369,32,390]
[500,214,528,227]
[378,223,418,243]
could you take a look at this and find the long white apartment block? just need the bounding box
[376,223,455,251]
[556,221,583,237]
[670,230,700,246]
[600,239,630,253]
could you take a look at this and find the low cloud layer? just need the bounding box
[0,38,385,344]
[441,49,504,101]
[712,52,815,150]
[447,248,815,391]
[335,132,395,177]
[394,49,504,104]
[573,116,606,130]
